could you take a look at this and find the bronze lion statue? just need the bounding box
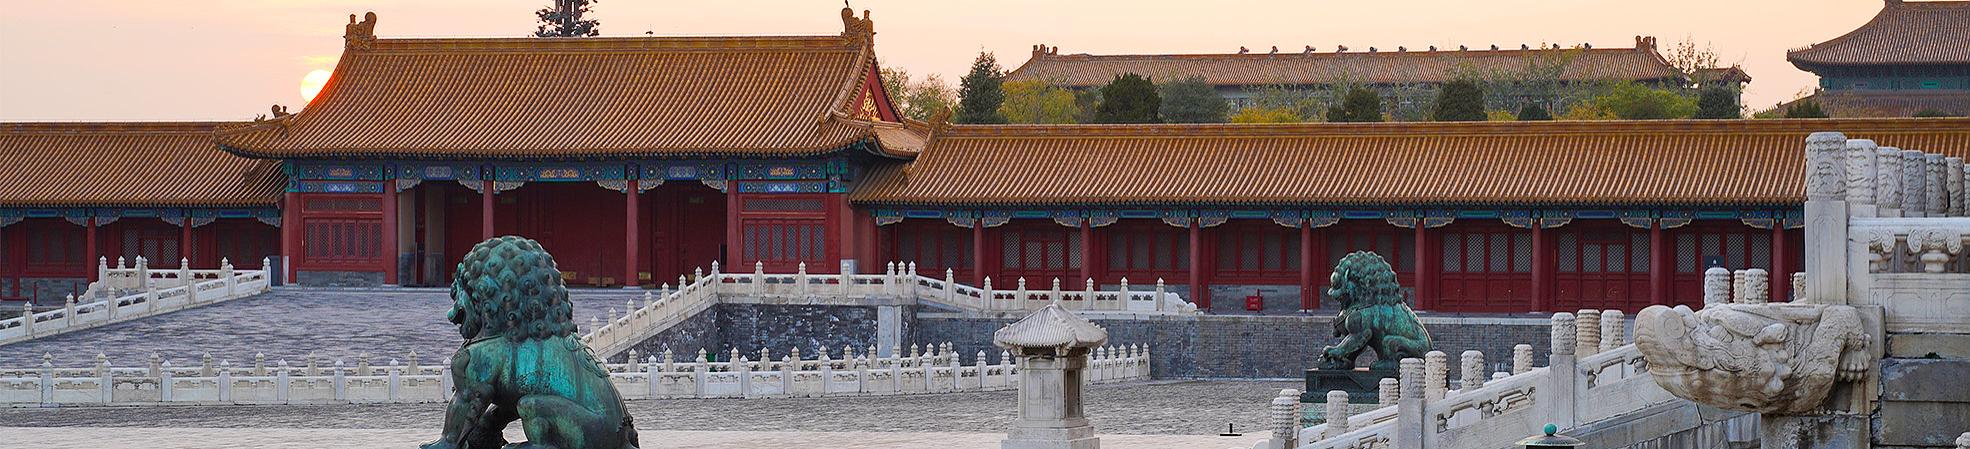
[1320,251,1432,371]
[423,236,639,449]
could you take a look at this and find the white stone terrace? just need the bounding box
[1,257,271,347]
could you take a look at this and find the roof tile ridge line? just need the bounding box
[217,38,365,146]
[821,38,878,125]
[1786,0,1902,59]
[369,34,849,48]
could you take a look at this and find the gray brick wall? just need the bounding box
[717,304,880,360]
[916,313,1552,379]
[614,305,719,362]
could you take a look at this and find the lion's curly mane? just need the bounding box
[451,236,578,341]
[1331,251,1406,308]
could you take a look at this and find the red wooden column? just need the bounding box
[1412,225,1432,311]
[623,180,640,287]
[972,219,988,284]
[85,217,99,282]
[1650,221,1669,306]
[1770,225,1788,302]
[1531,225,1552,312]
[381,185,398,285]
[281,191,299,283]
[725,189,742,268]
[480,181,495,240]
[1078,221,1094,283]
[180,214,194,267]
[1299,222,1316,310]
[1188,220,1209,311]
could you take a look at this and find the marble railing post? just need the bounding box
[1742,269,1769,305]
[1805,132,1853,305]
[1545,312,1578,429]
[1903,149,1927,217]
[1703,267,1731,308]
[1395,357,1426,449]
[1324,390,1349,439]
[1424,351,1448,401]
[1378,377,1399,409]
[1513,344,1533,375]
[1947,157,1964,217]
[1575,310,1601,357]
[1928,154,1948,216]
[1460,350,1485,391]
[1847,139,1879,217]
[1600,310,1625,351]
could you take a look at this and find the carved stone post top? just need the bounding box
[1551,312,1577,356]
[1847,140,1880,206]
[1398,357,1425,397]
[1806,131,1848,201]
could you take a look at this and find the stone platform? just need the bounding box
[0,428,1265,449]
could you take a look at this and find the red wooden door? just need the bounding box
[497,183,623,286]
[1437,224,1532,312]
[646,183,727,281]
[1554,225,1652,312]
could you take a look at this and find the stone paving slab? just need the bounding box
[0,380,1298,436]
[0,427,1267,449]
[0,287,640,367]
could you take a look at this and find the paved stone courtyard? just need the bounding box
[0,380,1289,448]
[0,287,639,367]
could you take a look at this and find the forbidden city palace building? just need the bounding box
[1005,36,1745,120]
[5,8,1970,316]
[1785,0,1970,116]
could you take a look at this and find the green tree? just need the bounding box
[1157,76,1228,123]
[1229,107,1301,123]
[1326,88,1384,122]
[1430,78,1486,121]
[1784,100,1828,118]
[955,52,1007,124]
[1093,73,1161,124]
[999,80,1079,124]
[1516,103,1553,121]
[1589,82,1696,119]
[1913,108,1956,118]
[879,66,957,121]
[1693,85,1740,119]
[534,0,600,37]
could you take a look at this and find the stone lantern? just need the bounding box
[1514,424,1584,448]
[995,304,1108,449]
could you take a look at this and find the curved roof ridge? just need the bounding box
[1787,0,1970,67]
[929,118,1970,139]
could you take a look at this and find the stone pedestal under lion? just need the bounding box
[422,236,640,449]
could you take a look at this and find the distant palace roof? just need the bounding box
[1005,37,1681,88]
[1787,0,1970,69]
[1,122,283,208]
[217,9,912,160]
[852,118,1970,208]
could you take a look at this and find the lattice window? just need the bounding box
[1676,234,1697,273]
[119,228,179,265]
[1512,233,1532,273]
[743,198,827,212]
[1109,225,1187,272]
[1629,233,1650,271]
[1442,234,1462,273]
[1216,224,1299,274]
[1002,227,1080,272]
[742,220,826,264]
[25,225,83,267]
[1557,233,1579,273]
[1328,229,1414,272]
[303,218,382,264]
[303,197,382,212]
[891,222,970,273]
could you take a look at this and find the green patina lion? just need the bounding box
[1320,251,1432,371]
[423,236,639,449]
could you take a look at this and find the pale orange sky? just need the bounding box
[0,0,1903,121]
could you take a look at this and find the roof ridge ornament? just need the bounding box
[344,12,377,51]
[839,6,874,46]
